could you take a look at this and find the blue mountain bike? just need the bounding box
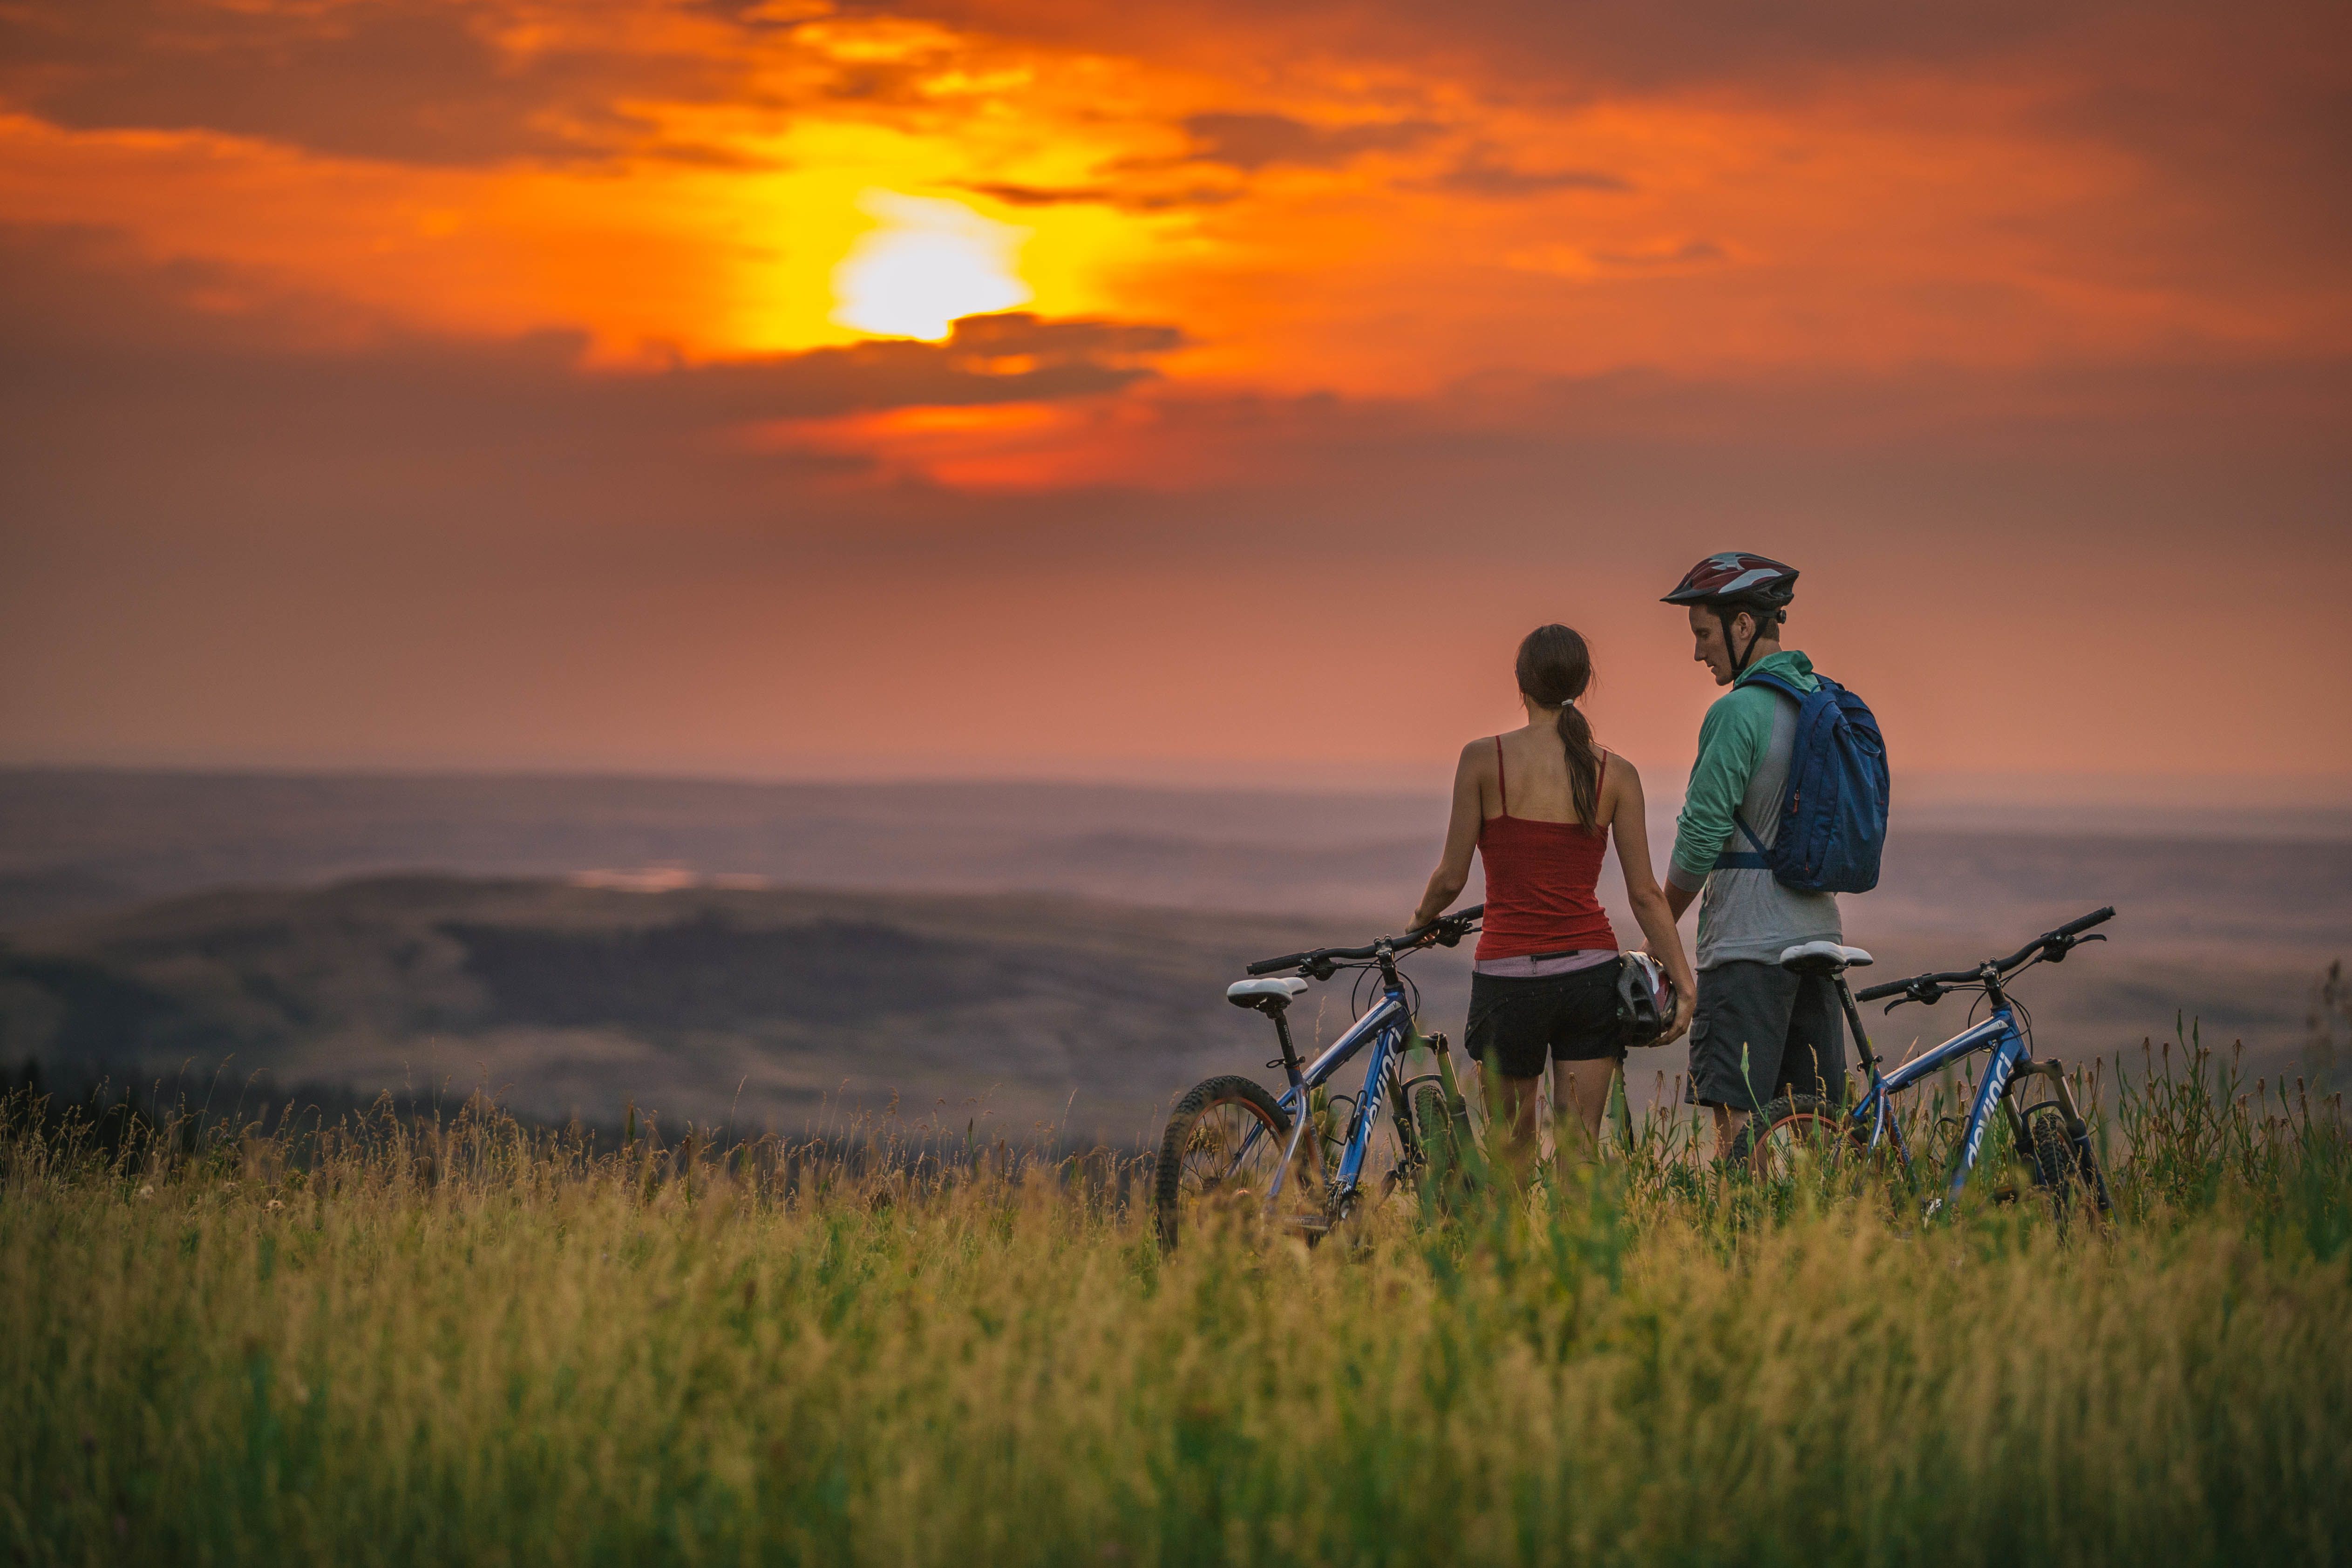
[1153,906,1485,1249]
[1731,906,2116,1219]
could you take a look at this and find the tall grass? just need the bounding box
[4,1042,2347,1567]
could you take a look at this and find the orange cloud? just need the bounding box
[3,0,2348,784]
[3,0,2342,398]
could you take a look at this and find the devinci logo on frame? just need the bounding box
[1964,1053,2017,1172]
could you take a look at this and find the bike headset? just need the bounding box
[1349,952,1421,1025]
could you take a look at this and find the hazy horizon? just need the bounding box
[9,758,2349,810]
[3,766,2342,1133]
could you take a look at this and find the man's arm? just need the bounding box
[1666,687,1773,911]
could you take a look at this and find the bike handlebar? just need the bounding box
[1246,904,1486,976]
[1853,906,2114,1004]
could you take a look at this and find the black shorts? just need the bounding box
[1465,961,1625,1080]
[1685,959,1848,1112]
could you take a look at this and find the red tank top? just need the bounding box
[1475,736,1619,962]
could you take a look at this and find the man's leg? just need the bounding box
[1689,962,1803,1161]
[1711,1104,1746,1161]
[1775,971,1850,1105]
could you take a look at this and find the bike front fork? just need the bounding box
[2002,1057,2111,1212]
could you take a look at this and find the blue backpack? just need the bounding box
[1721,671,1889,894]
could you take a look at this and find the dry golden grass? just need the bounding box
[3,1052,2348,1567]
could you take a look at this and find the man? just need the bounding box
[1659,552,1848,1159]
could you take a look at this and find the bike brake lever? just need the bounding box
[1883,979,1944,1015]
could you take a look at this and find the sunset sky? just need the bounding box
[2,0,2347,794]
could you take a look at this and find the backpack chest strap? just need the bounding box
[1713,809,1773,870]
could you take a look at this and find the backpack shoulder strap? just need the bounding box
[1736,670,1808,704]
[1714,673,1809,871]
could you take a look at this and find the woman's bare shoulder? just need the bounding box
[1600,750,1644,818]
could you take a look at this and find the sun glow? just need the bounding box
[830,190,1032,340]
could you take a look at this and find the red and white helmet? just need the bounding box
[1661,552,1799,610]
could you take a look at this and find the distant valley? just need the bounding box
[0,876,1440,1140]
[1,769,2344,1135]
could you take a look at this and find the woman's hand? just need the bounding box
[1608,759,1698,1047]
[1659,983,1696,1046]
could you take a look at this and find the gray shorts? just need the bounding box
[1686,959,1848,1112]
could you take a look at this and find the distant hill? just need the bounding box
[0,770,2341,1116]
[0,876,1465,1139]
[0,769,1451,927]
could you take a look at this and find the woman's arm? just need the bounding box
[1608,758,1698,1043]
[1409,742,1485,930]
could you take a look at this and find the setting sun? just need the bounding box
[830,190,1032,340]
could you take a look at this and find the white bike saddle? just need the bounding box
[1778,940,1875,973]
[1226,977,1312,1010]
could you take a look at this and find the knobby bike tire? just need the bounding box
[1153,1075,1290,1251]
[2022,1100,2110,1230]
[1410,1080,1470,1212]
[1731,1093,1870,1181]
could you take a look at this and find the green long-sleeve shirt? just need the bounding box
[1669,650,1820,888]
[1668,649,1842,970]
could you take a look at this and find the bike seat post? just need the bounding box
[1832,971,1884,1082]
[1270,1010,1304,1085]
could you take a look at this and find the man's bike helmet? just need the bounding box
[1615,952,1677,1048]
[1662,551,1798,676]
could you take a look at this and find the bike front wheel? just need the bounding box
[1409,1079,1475,1211]
[1732,1093,1870,1182]
[1153,1075,1293,1250]
[2021,1100,2111,1229]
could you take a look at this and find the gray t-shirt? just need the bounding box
[1693,692,1842,970]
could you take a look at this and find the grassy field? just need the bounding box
[5,1046,2348,1567]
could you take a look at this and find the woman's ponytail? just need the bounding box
[1556,699,1601,825]
[1514,624,1601,824]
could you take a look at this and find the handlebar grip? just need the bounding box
[1853,978,1906,1002]
[1252,904,1488,975]
[2056,906,2115,938]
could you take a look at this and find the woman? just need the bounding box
[1410,624,1696,1170]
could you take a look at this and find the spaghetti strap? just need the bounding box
[1492,735,1508,816]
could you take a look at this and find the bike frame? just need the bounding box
[1847,1006,2026,1199]
[1832,968,2100,1207]
[1215,977,1419,1220]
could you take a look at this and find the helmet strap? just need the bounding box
[1719,605,1761,677]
